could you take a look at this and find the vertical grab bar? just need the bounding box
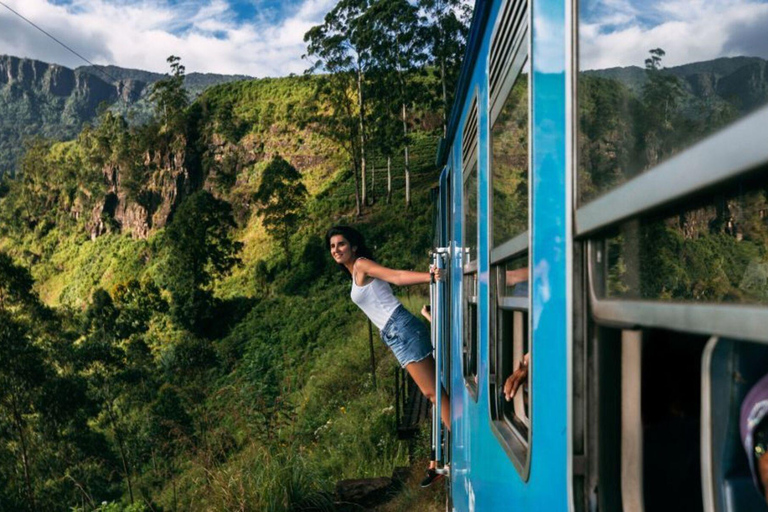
[432,250,449,473]
[430,253,438,463]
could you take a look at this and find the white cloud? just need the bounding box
[0,0,338,76]
[580,0,768,70]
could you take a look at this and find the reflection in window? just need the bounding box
[463,272,478,396]
[463,162,478,265]
[577,0,768,205]
[492,67,528,247]
[599,174,768,303]
[462,97,479,397]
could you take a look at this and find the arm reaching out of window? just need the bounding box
[504,352,530,401]
[505,267,529,287]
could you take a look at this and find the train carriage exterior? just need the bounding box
[430,0,768,511]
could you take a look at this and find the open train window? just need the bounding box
[573,1,768,507]
[576,173,768,511]
[462,94,479,399]
[487,0,530,478]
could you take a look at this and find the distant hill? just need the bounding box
[77,64,251,97]
[584,56,768,112]
[0,55,250,176]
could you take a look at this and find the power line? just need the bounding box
[0,0,122,84]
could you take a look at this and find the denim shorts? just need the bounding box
[380,305,433,368]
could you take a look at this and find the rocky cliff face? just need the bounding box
[88,141,196,239]
[0,55,248,177]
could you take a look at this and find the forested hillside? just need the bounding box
[0,55,249,177]
[0,1,469,510]
[579,50,768,304]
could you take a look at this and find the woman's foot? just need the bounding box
[420,468,443,488]
[420,465,444,488]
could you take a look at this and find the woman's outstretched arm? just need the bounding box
[355,258,441,287]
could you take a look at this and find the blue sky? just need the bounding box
[0,0,338,76]
[579,0,768,70]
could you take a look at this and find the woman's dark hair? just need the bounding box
[325,225,374,275]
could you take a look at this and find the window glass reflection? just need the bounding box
[578,0,768,205]
[464,162,478,266]
[492,65,528,248]
[601,175,768,303]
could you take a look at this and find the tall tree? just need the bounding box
[367,68,405,204]
[304,0,373,215]
[0,253,50,512]
[162,191,242,334]
[150,55,189,133]
[419,0,472,137]
[365,0,426,208]
[253,156,308,266]
[641,48,683,167]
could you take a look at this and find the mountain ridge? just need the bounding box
[0,54,250,176]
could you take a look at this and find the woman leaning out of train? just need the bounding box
[326,225,450,488]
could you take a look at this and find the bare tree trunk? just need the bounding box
[387,156,392,204]
[402,101,410,208]
[352,156,362,217]
[441,56,448,139]
[11,400,35,512]
[357,69,367,208]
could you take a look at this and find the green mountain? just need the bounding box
[584,56,768,111]
[0,55,250,177]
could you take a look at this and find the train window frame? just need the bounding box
[486,0,531,479]
[572,3,768,510]
[462,91,479,401]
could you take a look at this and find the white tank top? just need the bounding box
[350,260,401,330]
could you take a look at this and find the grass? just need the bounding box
[0,68,446,510]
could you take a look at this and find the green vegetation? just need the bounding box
[580,50,768,304]
[0,55,248,177]
[0,1,465,505]
[254,156,308,264]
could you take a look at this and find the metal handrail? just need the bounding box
[432,248,450,474]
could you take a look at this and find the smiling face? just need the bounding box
[329,234,356,265]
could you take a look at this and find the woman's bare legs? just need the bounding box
[406,356,450,431]
[407,355,450,476]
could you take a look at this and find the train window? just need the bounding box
[463,271,478,395]
[490,255,529,430]
[575,3,768,509]
[577,0,768,206]
[463,162,478,266]
[462,94,479,398]
[595,172,768,305]
[615,328,707,512]
[488,0,530,476]
[491,62,529,248]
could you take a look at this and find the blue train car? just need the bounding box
[430,0,768,511]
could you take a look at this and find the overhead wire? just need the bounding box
[0,0,122,84]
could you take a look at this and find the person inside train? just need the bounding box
[741,373,768,504]
[421,266,531,401]
[504,265,530,402]
[326,225,450,487]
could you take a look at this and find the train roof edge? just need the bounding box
[435,0,492,168]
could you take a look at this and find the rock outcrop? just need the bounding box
[88,141,196,240]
